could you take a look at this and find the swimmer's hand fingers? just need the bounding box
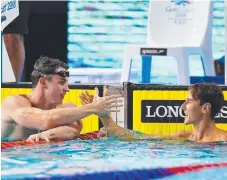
[79,91,94,105]
[26,134,39,143]
[85,90,94,101]
[26,133,50,143]
[41,133,50,143]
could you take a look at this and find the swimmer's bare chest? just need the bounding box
[1,94,39,141]
[1,117,39,141]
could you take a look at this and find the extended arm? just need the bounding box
[2,91,122,131]
[79,90,163,140]
[100,116,191,141]
[26,103,83,142]
[79,90,191,141]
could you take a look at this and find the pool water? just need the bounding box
[2,138,227,179]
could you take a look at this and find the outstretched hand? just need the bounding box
[79,87,123,116]
[79,86,110,105]
[79,90,94,105]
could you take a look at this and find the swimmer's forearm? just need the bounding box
[115,130,164,141]
[11,104,97,130]
[99,116,165,140]
[106,127,163,141]
[99,115,118,127]
[98,116,136,139]
[98,115,188,141]
[40,125,81,141]
[44,104,97,129]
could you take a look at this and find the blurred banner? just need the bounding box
[1,0,19,30]
[225,0,227,84]
[1,0,19,82]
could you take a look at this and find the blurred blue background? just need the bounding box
[67,0,225,84]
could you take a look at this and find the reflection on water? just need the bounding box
[2,138,227,179]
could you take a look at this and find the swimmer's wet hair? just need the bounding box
[189,83,224,119]
[31,56,69,88]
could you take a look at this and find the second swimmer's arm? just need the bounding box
[99,116,164,140]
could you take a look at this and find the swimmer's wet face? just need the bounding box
[31,56,70,104]
[181,92,203,125]
[182,83,224,125]
[44,67,69,104]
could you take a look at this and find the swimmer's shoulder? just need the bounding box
[2,95,32,121]
[2,94,31,106]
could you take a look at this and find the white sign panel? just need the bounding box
[2,36,16,82]
[1,0,19,82]
[1,0,19,31]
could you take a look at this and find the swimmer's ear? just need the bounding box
[202,103,211,114]
[39,77,47,88]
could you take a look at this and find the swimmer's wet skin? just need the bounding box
[79,83,227,143]
[1,56,123,142]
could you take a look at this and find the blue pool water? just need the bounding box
[2,138,227,179]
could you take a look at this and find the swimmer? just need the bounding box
[1,56,122,142]
[79,83,227,143]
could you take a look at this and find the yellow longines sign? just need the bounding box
[1,83,227,136]
[132,86,227,136]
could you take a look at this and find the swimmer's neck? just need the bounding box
[28,89,58,110]
[191,119,218,141]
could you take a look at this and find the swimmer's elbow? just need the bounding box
[42,112,69,130]
[42,114,59,130]
[62,130,80,140]
[69,129,80,139]
[40,119,50,131]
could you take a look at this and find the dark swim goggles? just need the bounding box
[51,71,70,77]
[35,70,70,77]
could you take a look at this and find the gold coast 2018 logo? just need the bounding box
[1,0,17,22]
[165,0,194,25]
